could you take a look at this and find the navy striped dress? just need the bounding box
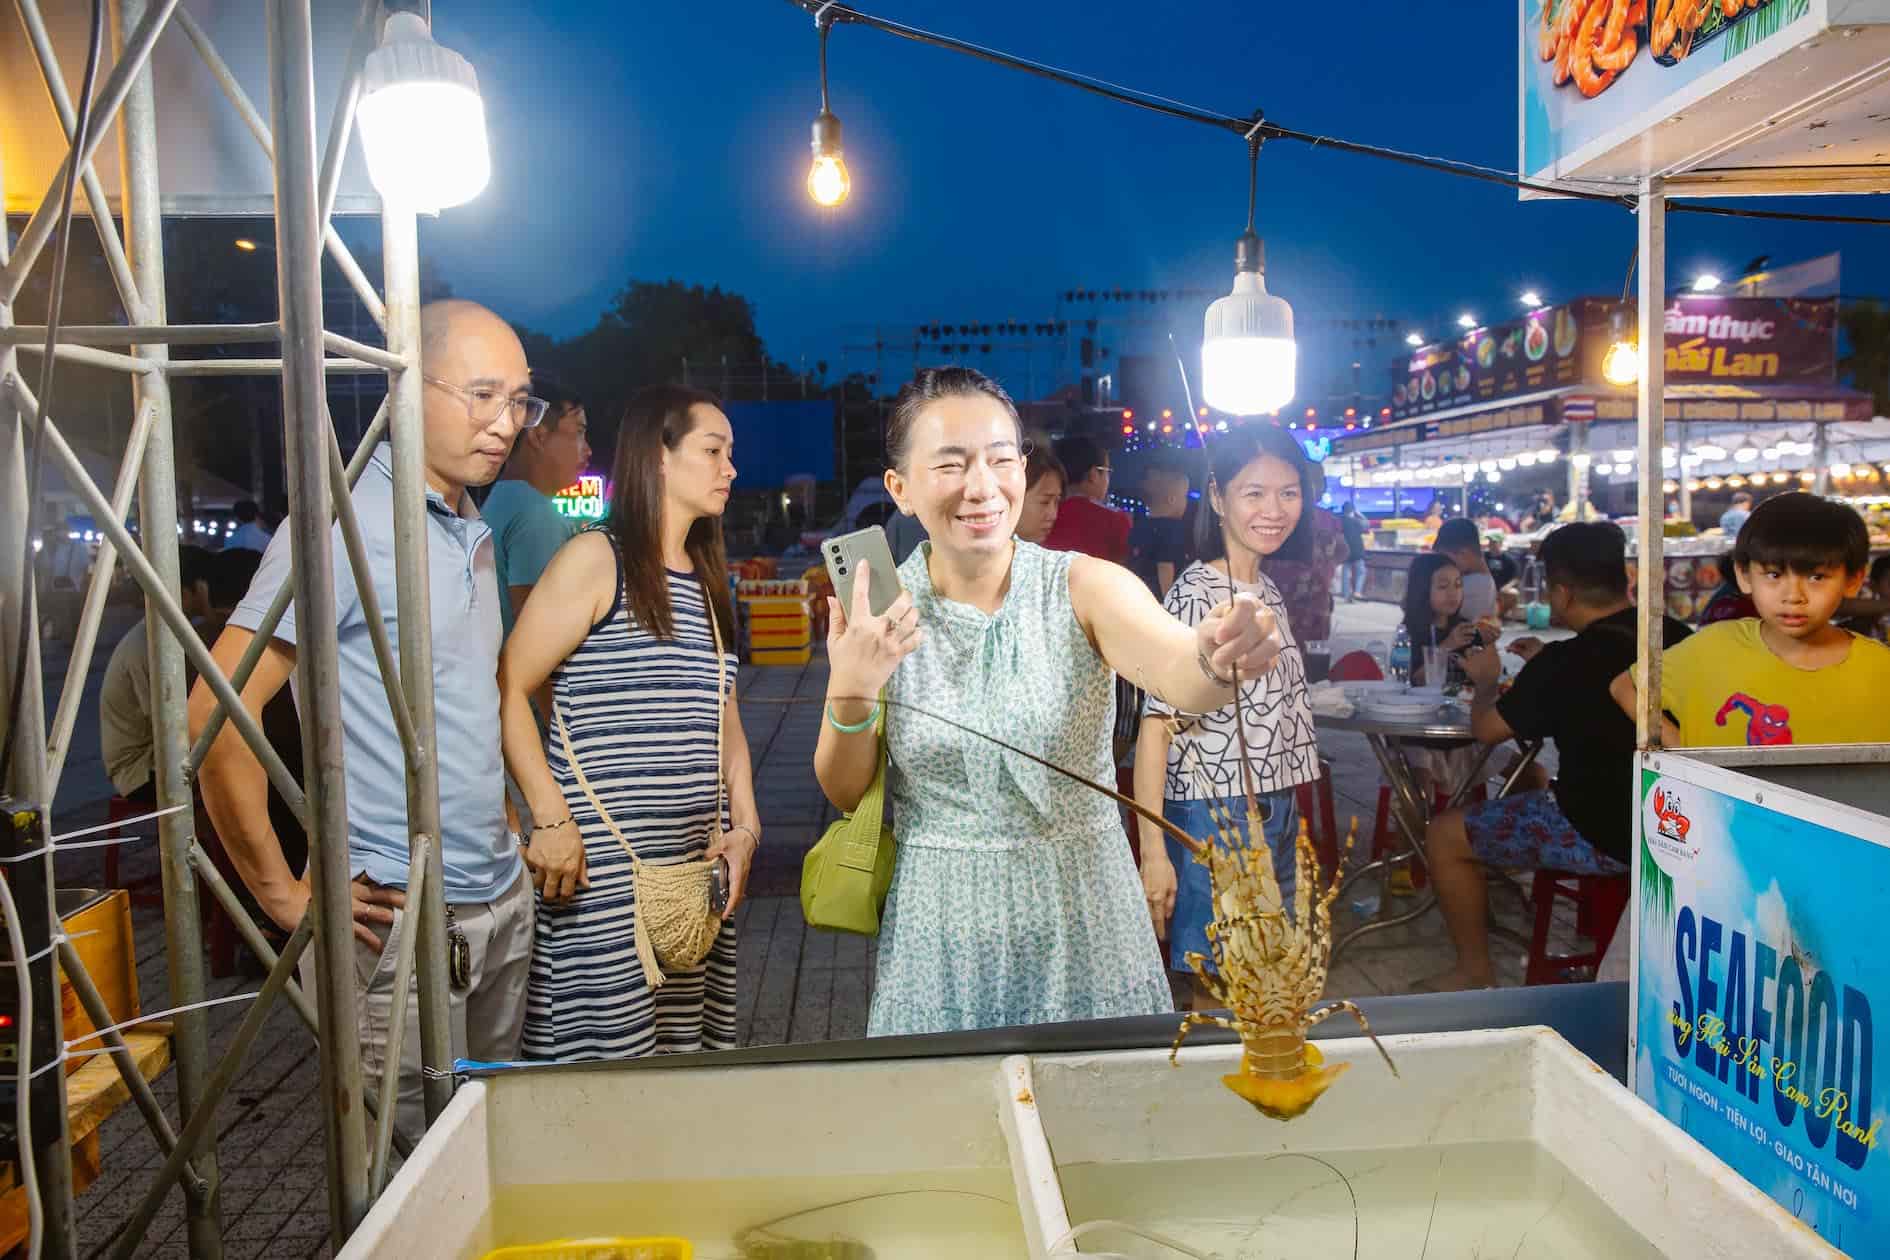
[521,529,738,1060]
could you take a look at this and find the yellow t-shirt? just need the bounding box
[1660,618,1890,747]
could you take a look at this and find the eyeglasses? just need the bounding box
[424,376,550,429]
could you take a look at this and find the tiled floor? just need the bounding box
[41,600,1588,1255]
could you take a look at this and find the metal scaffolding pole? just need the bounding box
[267,0,372,1237]
[381,202,456,1126]
[1635,177,1668,751]
[115,1,227,1251]
[0,128,78,1260]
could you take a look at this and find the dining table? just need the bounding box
[1314,690,1542,963]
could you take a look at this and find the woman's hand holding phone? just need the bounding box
[826,559,923,704]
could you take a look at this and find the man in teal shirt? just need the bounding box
[482,375,590,633]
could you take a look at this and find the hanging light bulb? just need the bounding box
[1727,475,1748,489]
[1202,138,1295,415]
[1799,471,1816,485]
[1705,477,1725,490]
[1571,452,1593,469]
[1663,480,1679,494]
[1771,471,1791,485]
[1596,463,1615,476]
[1612,449,1635,463]
[1686,479,1702,493]
[1831,462,1854,480]
[1734,447,1759,464]
[1487,469,1503,483]
[1517,452,1538,467]
[806,19,850,207]
[1762,447,1780,461]
[1696,444,1728,461]
[1602,307,1639,386]
[355,11,491,212]
[1499,457,1518,471]
[1535,448,1558,463]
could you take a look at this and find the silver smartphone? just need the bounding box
[823,525,903,618]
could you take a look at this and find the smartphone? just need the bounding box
[709,855,731,916]
[823,526,903,618]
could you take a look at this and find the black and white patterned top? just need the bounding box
[1142,560,1320,801]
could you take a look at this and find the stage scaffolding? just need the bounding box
[2,2,460,1252]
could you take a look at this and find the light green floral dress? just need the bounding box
[869,541,1175,1036]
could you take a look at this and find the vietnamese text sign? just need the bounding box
[1633,759,1888,1256]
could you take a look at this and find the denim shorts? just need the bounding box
[1162,789,1299,977]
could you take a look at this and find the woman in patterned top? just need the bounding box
[1133,424,1323,1009]
[813,367,1285,1037]
[498,385,759,1060]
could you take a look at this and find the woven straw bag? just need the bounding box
[554,589,730,988]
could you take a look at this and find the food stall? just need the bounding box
[1521,0,1890,1253]
[1327,292,1876,606]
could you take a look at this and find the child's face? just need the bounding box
[1430,564,1464,620]
[1735,559,1864,640]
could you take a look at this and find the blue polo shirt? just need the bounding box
[229,444,519,903]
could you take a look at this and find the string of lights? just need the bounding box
[784,0,1890,225]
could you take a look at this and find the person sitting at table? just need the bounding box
[1420,522,1691,992]
[1134,423,1322,1011]
[1398,553,1486,801]
[1434,517,1499,623]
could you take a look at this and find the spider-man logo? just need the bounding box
[1715,693,1793,746]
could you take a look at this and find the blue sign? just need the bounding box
[1633,758,1888,1256]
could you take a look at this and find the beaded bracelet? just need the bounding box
[532,817,575,832]
[825,700,881,734]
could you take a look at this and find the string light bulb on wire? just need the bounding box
[355,6,491,212]
[1201,128,1296,416]
[807,16,851,207]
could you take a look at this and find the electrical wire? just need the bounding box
[0,863,42,1260]
[0,0,107,796]
[783,0,1890,224]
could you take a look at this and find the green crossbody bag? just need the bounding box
[800,695,895,935]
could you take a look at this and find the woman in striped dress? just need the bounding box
[499,385,757,1060]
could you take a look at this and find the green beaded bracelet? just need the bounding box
[825,700,881,734]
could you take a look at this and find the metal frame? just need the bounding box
[0,1,450,1252]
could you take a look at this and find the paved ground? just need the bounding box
[36,597,1586,1256]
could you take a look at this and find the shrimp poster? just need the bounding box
[1520,0,1821,185]
[1630,756,1889,1257]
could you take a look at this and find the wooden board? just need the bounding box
[59,890,139,1073]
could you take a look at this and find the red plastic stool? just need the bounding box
[1525,872,1629,985]
[102,795,165,908]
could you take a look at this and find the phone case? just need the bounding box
[823,527,903,618]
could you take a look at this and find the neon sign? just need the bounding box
[554,474,608,520]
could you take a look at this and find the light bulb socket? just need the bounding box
[364,11,478,98]
[811,109,844,158]
[1233,229,1264,276]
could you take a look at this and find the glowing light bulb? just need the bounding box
[1602,340,1639,385]
[1727,475,1748,489]
[1734,447,1759,464]
[1831,462,1853,479]
[1517,452,1538,467]
[1596,463,1615,476]
[1535,449,1557,463]
[357,12,491,212]
[1705,477,1724,490]
[807,152,850,207]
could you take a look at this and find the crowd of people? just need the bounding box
[69,295,1881,1119]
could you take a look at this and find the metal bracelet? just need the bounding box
[729,823,760,847]
[1197,650,1235,688]
[531,817,575,833]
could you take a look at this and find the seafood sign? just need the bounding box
[1633,762,1890,1256]
[1521,0,1816,182]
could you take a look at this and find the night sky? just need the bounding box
[414,0,1890,401]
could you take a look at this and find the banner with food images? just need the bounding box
[1521,0,1818,183]
[1631,756,1889,1257]
[1389,296,1836,421]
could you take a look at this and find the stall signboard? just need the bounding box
[1658,295,1837,385]
[1391,297,1837,421]
[1520,0,1822,187]
[1390,304,1587,420]
[1631,756,1889,1256]
[554,474,609,521]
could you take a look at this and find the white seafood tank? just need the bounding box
[342,1026,1833,1260]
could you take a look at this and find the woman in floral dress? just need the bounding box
[813,367,1285,1036]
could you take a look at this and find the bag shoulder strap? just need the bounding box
[841,689,890,834]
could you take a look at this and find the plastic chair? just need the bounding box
[1328,650,1384,683]
[1525,871,1630,985]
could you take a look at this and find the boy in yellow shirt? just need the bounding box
[1611,493,1890,745]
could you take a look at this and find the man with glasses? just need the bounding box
[191,299,543,1134]
[1043,434,1130,563]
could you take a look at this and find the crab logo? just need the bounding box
[1652,787,1691,846]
